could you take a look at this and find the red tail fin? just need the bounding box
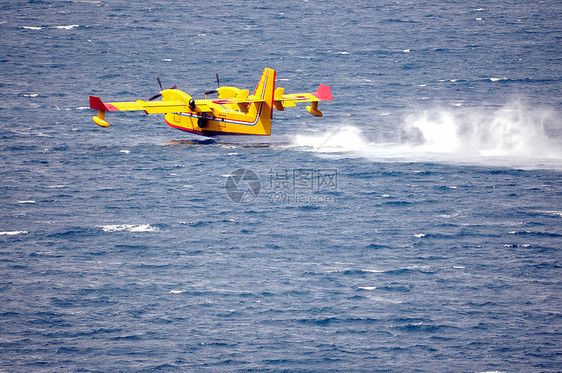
[312,85,333,101]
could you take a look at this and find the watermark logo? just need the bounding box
[225,168,338,205]
[267,168,337,192]
[225,168,261,204]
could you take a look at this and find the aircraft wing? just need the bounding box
[273,85,332,116]
[207,85,332,107]
[277,85,333,103]
[89,94,220,127]
[90,95,193,115]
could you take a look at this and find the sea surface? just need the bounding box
[1,0,561,371]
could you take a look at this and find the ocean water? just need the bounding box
[1,0,561,371]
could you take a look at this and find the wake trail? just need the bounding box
[289,100,562,170]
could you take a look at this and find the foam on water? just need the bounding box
[169,290,186,294]
[0,231,28,236]
[293,125,370,151]
[53,25,80,30]
[99,224,159,233]
[293,100,562,169]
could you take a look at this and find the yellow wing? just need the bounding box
[273,85,333,116]
[89,89,232,127]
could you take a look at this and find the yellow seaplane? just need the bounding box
[89,67,332,137]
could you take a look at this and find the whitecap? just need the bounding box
[130,224,159,232]
[100,224,159,233]
[414,233,426,238]
[358,286,377,291]
[18,200,35,204]
[22,26,42,30]
[119,150,130,154]
[169,290,186,294]
[489,77,507,82]
[53,25,79,30]
[363,269,385,273]
[0,231,28,236]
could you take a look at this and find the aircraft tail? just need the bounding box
[248,67,276,135]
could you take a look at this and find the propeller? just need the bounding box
[204,73,220,95]
[149,76,178,101]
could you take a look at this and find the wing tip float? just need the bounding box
[90,95,109,127]
[89,68,332,136]
[90,95,123,127]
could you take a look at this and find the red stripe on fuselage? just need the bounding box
[165,118,269,137]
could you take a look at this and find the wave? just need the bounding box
[21,25,80,30]
[53,25,79,30]
[0,231,28,236]
[291,100,562,169]
[99,224,159,233]
[169,290,186,294]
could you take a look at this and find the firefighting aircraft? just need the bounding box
[89,67,332,137]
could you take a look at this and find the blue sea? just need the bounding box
[1,0,561,371]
